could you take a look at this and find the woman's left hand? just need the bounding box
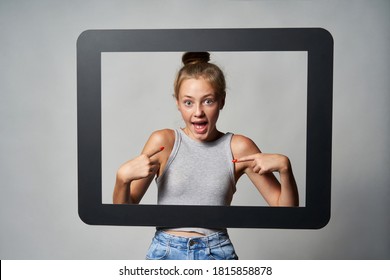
[234,153,291,175]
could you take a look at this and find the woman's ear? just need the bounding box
[219,97,225,110]
[175,98,180,111]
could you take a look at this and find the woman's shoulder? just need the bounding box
[146,129,175,149]
[149,128,175,140]
[231,134,262,157]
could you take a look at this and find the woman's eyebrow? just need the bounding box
[182,93,215,98]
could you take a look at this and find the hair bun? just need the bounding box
[182,52,210,65]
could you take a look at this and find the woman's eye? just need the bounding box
[184,100,192,106]
[204,99,214,105]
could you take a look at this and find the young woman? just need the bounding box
[113,52,299,260]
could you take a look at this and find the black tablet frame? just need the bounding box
[77,28,333,229]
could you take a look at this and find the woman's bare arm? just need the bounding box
[231,135,299,206]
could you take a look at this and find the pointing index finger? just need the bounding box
[147,146,165,158]
[232,155,255,163]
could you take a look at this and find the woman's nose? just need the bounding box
[194,104,205,117]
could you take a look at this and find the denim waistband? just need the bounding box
[154,230,230,250]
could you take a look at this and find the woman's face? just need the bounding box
[176,77,224,142]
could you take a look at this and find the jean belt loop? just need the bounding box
[205,235,211,254]
[217,231,223,250]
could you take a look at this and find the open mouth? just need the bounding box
[192,121,208,134]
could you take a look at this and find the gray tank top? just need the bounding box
[156,128,236,205]
[155,129,236,235]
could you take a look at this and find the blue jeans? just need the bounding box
[146,230,239,260]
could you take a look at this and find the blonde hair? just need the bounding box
[174,52,226,101]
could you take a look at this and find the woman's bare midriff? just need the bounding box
[164,230,205,237]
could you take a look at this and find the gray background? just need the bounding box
[1,0,389,259]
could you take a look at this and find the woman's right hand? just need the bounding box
[113,129,173,204]
[116,146,164,184]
